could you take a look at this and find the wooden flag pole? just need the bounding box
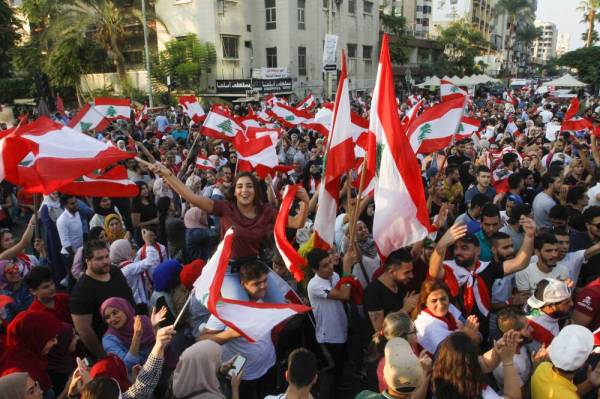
[348,161,368,247]
[172,291,193,329]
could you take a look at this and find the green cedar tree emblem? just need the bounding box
[417,123,432,143]
[217,119,233,134]
[285,115,295,121]
[106,106,117,118]
[80,121,92,132]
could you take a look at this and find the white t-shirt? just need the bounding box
[530,250,586,286]
[587,183,600,209]
[515,261,570,294]
[539,110,553,124]
[204,315,276,381]
[492,346,532,390]
[307,273,348,344]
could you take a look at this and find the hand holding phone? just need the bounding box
[228,355,247,377]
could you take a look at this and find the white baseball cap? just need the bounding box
[383,338,423,393]
[549,325,593,371]
[527,278,571,309]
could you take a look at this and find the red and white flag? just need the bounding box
[564,97,579,121]
[94,97,131,121]
[406,95,466,154]
[457,116,480,138]
[134,105,148,126]
[237,115,262,130]
[443,260,492,317]
[179,96,206,125]
[313,51,355,250]
[68,103,110,132]
[302,104,332,136]
[407,95,419,107]
[402,99,424,127]
[440,79,468,101]
[266,103,313,129]
[264,95,287,107]
[561,98,593,131]
[1,117,134,193]
[274,185,306,282]
[53,165,139,198]
[200,105,243,141]
[365,35,432,258]
[295,93,316,111]
[527,313,558,347]
[193,228,310,342]
[196,156,216,171]
[233,129,279,178]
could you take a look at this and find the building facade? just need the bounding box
[155,0,380,99]
[532,20,557,63]
[555,32,570,58]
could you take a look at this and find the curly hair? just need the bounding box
[432,332,485,399]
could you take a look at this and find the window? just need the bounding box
[348,0,356,14]
[266,47,278,67]
[347,43,357,58]
[298,47,307,76]
[265,0,276,30]
[323,0,328,8]
[362,45,372,60]
[298,0,305,30]
[247,24,252,32]
[222,35,239,59]
[363,0,373,14]
[123,50,143,65]
[422,18,429,26]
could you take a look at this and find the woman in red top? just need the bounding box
[150,164,309,302]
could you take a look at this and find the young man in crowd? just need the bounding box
[526,278,573,347]
[25,266,71,324]
[465,165,496,204]
[265,348,318,399]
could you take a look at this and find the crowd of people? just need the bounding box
[1,84,600,399]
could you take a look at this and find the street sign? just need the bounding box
[323,34,338,72]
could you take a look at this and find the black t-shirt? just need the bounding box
[131,200,157,223]
[364,279,408,333]
[69,266,135,338]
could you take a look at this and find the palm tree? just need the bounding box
[494,0,534,76]
[581,29,599,45]
[578,0,600,48]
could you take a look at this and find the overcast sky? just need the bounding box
[536,0,586,51]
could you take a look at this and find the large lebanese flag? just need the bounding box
[366,35,432,258]
[405,95,466,154]
[68,103,110,132]
[564,97,579,121]
[179,96,206,125]
[266,103,313,129]
[52,165,139,198]
[1,117,134,194]
[233,129,279,178]
[193,228,310,342]
[274,185,306,282]
[200,105,243,141]
[94,97,131,121]
[440,79,468,101]
[313,51,355,250]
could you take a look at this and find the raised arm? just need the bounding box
[0,215,35,260]
[502,217,536,275]
[148,162,214,213]
[287,187,310,229]
[428,224,468,280]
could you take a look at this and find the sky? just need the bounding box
[536,0,586,51]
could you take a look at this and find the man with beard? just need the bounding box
[515,233,571,295]
[475,204,502,262]
[526,278,573,348]
[570,206,600,285]
[429,216,536,340]
[440,164,463,214]
[549,228,600,286]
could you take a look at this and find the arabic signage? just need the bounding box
[216,78,293,95]
[252,67,289,79]
[323,34,338,71]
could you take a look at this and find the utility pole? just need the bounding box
[141,0,154,107]
[326,0,333,100]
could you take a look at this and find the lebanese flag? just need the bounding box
[302,104,332,136]
[244,126,282,143]
[1,117,134,193]
[365,35,432,258]
[266,103,313,129]
[313,51,355,250]
[134,105,148,126]
[196,156,216,171]
[179,96,206,125]
[233,129,279,178]
[443,261,492,317]
[193,228,310,342]
[527,313,558,346]
[402,99,424,127]
[457,116,480,138]
[265,95,287,107]
[274,185,306,282]
[406,95,466,154]
[561,116,593,132]
[564,97,579,121]
[440,79,468,101]
[200,105,243,141]
[237,115,263,129]
[407,95,419,107]
[491,169,512,193]
[52,165,139,198]
[67,103,110,132]
[295,93,316,111]
[94,97,131,121]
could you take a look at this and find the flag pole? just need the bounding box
[33,194,40,240]
[172,290,193,329]
[348,161,368,247]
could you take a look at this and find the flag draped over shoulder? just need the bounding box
[0,117,134,194]
[193,228,310,343]
[365,35,433,258]
[313,51,355,250]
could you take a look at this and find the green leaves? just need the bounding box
[437,20,488,76]
[557,46,600,83]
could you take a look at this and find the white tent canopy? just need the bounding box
[417,74,499,87]
[542,74,587,88]
[416,75,441,87]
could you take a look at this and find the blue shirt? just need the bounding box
[170,129,189,142]
[102,333,151,371]
[475,230,493,262]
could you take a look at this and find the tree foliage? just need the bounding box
[151,34,216,93]
[556,46,600,83]
[0,0,22,78]
[380,12,409,64]
[436,21,488,75]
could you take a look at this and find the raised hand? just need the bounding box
[150,306,168,328]
[438,223,468,249]
[519,216,537,238]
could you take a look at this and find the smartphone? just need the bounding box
[228,355,247,377]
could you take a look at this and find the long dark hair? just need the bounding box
[432,332,485,399]
[132,181,153,207]
[226,171,264,209]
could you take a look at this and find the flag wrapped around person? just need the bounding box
[193,228,310,342]
[274,185,307,282]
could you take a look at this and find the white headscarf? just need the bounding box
[172,340,225,399]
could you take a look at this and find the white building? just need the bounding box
[155,0,380,99]
[532,20,557,62]
[555,32,571,57]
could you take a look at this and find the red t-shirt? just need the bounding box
[211,200,278,259]
[574,278,600,331]
[28,293,72,325]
